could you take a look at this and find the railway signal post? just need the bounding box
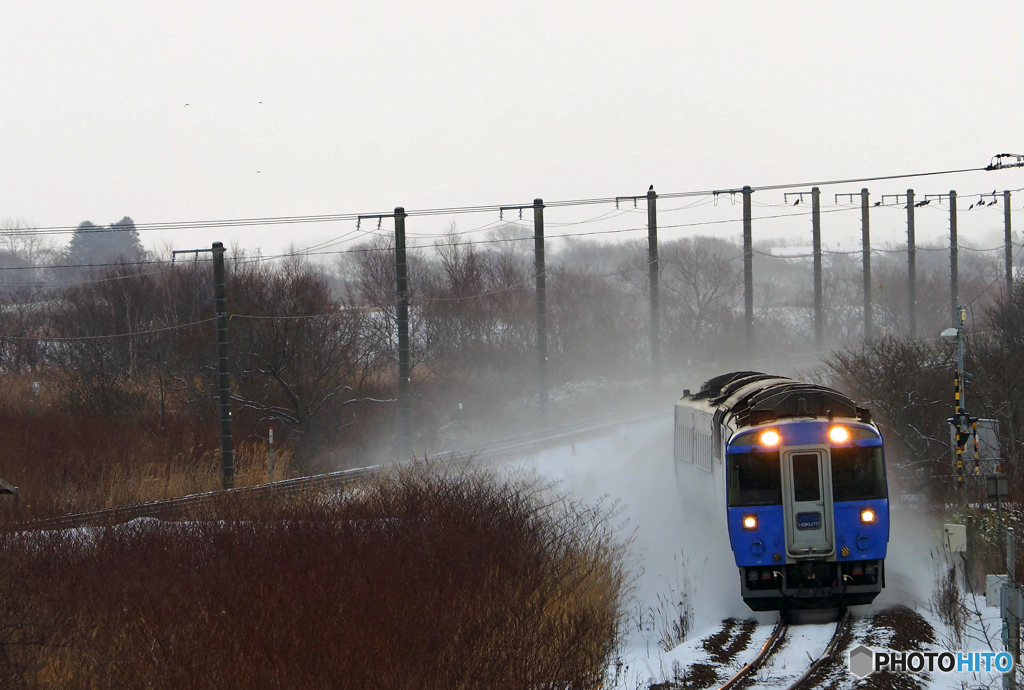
[942,306,970,484]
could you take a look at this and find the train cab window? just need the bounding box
[830,446,887,501]
[791,453,821,502]
[727,452,782,506]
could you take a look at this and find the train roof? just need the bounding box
[684,371,871,428]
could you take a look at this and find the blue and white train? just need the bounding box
[675,372,889,611]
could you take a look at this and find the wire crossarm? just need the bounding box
[987,154,1024,171]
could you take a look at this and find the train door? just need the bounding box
[781,448,834,557]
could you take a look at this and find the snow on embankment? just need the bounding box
[510,412,752,676]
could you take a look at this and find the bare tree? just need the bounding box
[620,236,745,365]
[823,336,953,499]
[48,263,163,414]
[229,256,388,457]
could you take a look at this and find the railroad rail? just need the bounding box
[717,609,851,690]
[13,407,666,533]
[786,609,852,690]
[717,615,789,690]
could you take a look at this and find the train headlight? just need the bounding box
[759,429,781,447]
[860,508,876,524]
[742,515,758,531]
[829,425,850,444]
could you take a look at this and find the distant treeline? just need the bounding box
[0,220,1014,517]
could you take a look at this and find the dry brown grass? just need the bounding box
[0,461,628,689]
[102,439,295,506]
[0,384,296,521]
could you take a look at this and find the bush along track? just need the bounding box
[0,462,630,690]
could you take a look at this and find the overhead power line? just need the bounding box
[1,318,217,342]
[4,162,1011,238]
[0,205,865,274]
[0,192,1008,279]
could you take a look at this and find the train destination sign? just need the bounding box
[796,512,822,530]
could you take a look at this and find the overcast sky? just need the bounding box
[2,0,1022,258]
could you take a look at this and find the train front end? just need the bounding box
[727,418,888,611]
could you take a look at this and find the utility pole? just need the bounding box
[924,192,960,325]
[1006,190,1014,298]
[861,189,872,341]
[951,191,959,325]
[648,187,660,385]
[784,188,822,350]
[395,208,411,459]
[535,199,548,408]
[908,190,917,339]
[212,242,234,489]
[743,186,754,358]
[882,190,917,337]
[502,199,550,410]
[616,188,660,384]
[172,244,235,489]
[836,189,872,340]
[811,187,822,351]
[360,208,412,458]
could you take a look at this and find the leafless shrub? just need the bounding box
[930,551,965,649]
[1,461,628,689]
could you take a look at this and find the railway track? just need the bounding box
[12,407,666,532]
[717,609,851,690]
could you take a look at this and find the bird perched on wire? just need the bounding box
[793,198,800,206]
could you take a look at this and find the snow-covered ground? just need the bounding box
[506,411,1018,689]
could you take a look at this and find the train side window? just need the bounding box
[830,446,887,501]
[727,452,782,506]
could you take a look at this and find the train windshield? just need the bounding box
[727,452,781,506]
[830,446,887,501]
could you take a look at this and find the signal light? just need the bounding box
[759,429,781,447]
[828,425,850,443]
[860,508,876,524]
[742,515,758,531]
